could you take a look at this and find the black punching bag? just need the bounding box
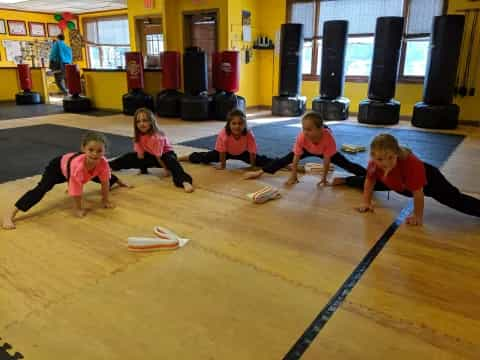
[412,15,464,129]
[358,17,404,125]
[312,20,349,120]
[272,23,306,116]
[183,47,208,96]
[181,47,211,120]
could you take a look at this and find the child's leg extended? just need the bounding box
[244,152,295,179]
[185,150,220,165]
[161,152,194,192]
[424,163,480,217]
[3,157,66,229]
[330,152,367,176]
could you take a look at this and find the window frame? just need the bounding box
[287,0,444,83]
[82,15,130,69]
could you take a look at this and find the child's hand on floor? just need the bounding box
[356,203,374,213]
[285,175,299,185]
[406,215,423,226]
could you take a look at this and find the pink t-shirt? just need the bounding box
[134,132,173,157]
[293,128,337,157]
[214,128,257,156]
[60,153,111,196]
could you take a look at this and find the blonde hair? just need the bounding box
[133,107,164,141]
[370,133,410,159]
[302,111,324,128]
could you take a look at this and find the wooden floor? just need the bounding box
[0,111,479,359]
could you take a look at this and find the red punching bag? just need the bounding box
[212,52,222,90]
[220,51,240,93]
[18,64,32,92]
[125,52,145,90]
[162,51,181,90]
[65,64,81,96]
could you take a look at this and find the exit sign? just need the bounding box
[144,0,154,8]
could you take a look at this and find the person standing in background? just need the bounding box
[49,34,72,95]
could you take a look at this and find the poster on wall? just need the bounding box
[7,20,27,36]
[2,40,22,62]
[47,23,62,37]
[69,29,83,61]
[242,10,251,42]
[29,22,46,37]
[0,19,6,35]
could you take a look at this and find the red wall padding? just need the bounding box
[219,51,240,93]
[125,52,145,90]
[17,64,32,91]
[65,64,81,95]
[162,51,181,89]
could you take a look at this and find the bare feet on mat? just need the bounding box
[183,182,194,193]
[2,215,16,230]
[244,170,264,179]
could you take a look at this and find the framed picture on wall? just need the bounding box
[7,20,27,36]
[0,19,6,35]
[47,23,62,37]
[29,22,46,37]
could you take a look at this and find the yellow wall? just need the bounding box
[0,67,49,102]
[84,70,162,110]
[0,9,57,67]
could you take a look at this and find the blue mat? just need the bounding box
[179,119,465,168]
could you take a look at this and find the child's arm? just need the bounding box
[406,189,424,226]
[286,154,301,185]
[72,195,87,217]
[356,176,375,212]
[249,153,256,168]
[319,156,331,186]
[101,181,115,208]
[215,152,227,170]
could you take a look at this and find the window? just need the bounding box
[84,16,130,69]
[146,33,164,55]
[288,0,444,82]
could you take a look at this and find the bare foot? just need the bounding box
[183,182,194,193]
[244,170,264,180]
[2,215,16,230]
[330,177,347,186]
[117,179,133,188]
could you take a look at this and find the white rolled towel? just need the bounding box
[127,226,190,252]
[246,185,281,204]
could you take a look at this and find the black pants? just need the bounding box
[188,150,273,167]
[262,150,367,176]
[110,151,192,188]
[16,156,119,212]
[344,163,480,218]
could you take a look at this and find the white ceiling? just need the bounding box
[0,0,127,14]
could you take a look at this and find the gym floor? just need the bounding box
[0,110,479,359]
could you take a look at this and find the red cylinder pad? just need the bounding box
[125,52,145,90]
[18,64,32,91]
[220,51,240,93]
[65,64,81,95]
[212,52,222,90]
[162,51,181,89]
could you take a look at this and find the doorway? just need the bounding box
[135,16,164,69]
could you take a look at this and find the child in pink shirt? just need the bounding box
[109,108,194,193]
[2,131,129,230]
[245,111,366,186]
[179,109,273,170]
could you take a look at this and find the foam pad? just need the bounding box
[246,185,281,204]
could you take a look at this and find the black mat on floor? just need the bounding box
[179,119,465,168]
[1,124,132,183]
[0,101,121,120]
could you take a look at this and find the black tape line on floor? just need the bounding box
[282,202,413,360]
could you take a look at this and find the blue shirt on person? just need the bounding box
[49,40,72,65]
